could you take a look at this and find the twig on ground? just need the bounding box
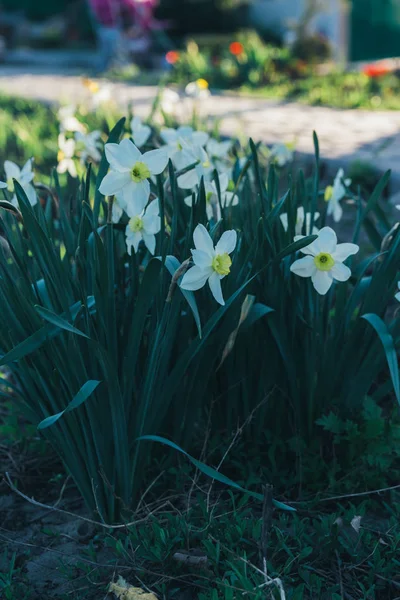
[4,472,170,530]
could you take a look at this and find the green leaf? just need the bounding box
[362,313,400,406]
[35,305,90,339]
[38,380,101,430]
[0,297,95,366]
[275,234,318,261]
[0,200,21,217]
[137,435,296,511]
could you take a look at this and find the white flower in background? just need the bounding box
[82,78,112,108]
[184,172,238,221]
[74,130,102,164]
[177,147,214,189]
[125,199,160,255]
[131,116,151,148]
[2,159,37,207]
[207,139,231,161]
[161,126,209,169]
[206,138,232,171]
[58,105,85,134]
[290,226,359,295]
[160,88,181,115]
[57,134,77,177]
[185,79,211,99]
[270,143,294,167]
[99,139,168,213]
[324,168,351,223]
[180,224,237,305]
[395,282,400,302]
[280,206,320,235]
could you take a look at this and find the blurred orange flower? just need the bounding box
[166,51,180,65]
[363,62,391,78]
[229,41,244,56]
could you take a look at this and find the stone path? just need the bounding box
[0,61,399,188]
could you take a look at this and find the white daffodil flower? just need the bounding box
[177,147,214,190]
[290,226,359,295]
[180,224,237,305]
[57,134,77,177]
[125,199,160,255]
[185,79,211,99]
[74,130,102,164]
[324,168,351,223]
[161,126,209,169]
[207,139,231,160]
[99,139,168,214]
[184,172,238,221]
[395,282,400,302]
[58,105,85,134]
[88,81,113,108]
[160,88,181,115]
[206,138,232,171]
[280,206,320,236]
[131,116,151,148]
[270,143,293,167]
[3,159,37,207]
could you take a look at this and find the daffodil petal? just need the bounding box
[105,141,139,171]
[332,243,359,262]
[142,214,161,234]
[180,265,212,291]
[192,131,209,147]
[193,224,214,256]
[24,183,37,206]
[178,169,199,190]
[142,232,156,254]
[126,230,142,255]
[208,271,225,305]
[160,128,177,145]
[145,199,160,217]
[4,160,20,181]
[215,230,237,255]
[142,149,168,175]
[331,262,351,282]
[124,180,150,214]
[317,227,337,253]
[191,249,212,269]
[294,235,321,256]
[99,170,131,196]
[311,270,333,295]
[290,255,316,277]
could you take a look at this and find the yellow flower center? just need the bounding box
[7,178,14,192]
[314,252,335,271]
[212,253,231,276]
[82,78,100,93]
[129,216,144,232]
[131,161,151,183]
[324,186,333,201]
[57,150,65,162]
[202,161,211,168]
[196,78,209,89]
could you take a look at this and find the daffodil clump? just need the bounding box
[1,91,399,527]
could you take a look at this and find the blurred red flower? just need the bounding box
[166,51,180,65]
[363,62,391,78]
[229,42,244,56]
